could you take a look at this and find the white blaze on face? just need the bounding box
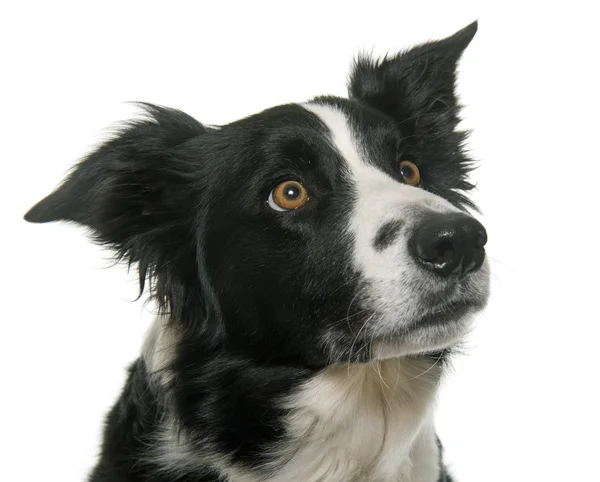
[303,102,464,337]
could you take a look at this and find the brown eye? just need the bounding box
[268,180,309,211]
[399,160,420,186]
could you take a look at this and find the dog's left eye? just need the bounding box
[399,160,420,186]
[268,180,309,211]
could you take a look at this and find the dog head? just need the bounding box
[25,22,488,367]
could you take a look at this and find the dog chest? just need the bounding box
[266,359,441,482]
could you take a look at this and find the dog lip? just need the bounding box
[409,298,484,330]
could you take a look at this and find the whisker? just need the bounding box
[487,256,517,273]
[346,311,377,374]
[397,351,445,383]
[373,360,394,412]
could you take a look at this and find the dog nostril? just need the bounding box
[419,240,452,262]
[436,241,455,264]
[414,238,457,268]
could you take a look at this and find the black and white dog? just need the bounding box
[25,21,489,482]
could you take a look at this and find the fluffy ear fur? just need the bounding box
[24,103,208,320]
[348,21,477,143]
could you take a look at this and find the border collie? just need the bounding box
[25,21,489,482]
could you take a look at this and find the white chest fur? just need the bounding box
[263,358,443,482]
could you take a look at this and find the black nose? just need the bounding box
[410,213,487,278]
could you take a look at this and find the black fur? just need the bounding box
[25,22,482,481]
[374,219,405,251]
[349,22,478,210]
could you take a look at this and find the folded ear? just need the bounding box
[25,103,208,303]
[348,21,477,142]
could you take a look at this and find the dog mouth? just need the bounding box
[367,260,490,359]
[409,297,485,331]
[369,296,486,360]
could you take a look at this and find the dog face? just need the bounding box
[25,22,488,367]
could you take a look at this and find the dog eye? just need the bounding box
[268,181,309,211]
[399,160,420,186]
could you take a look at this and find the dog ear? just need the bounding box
[348,21,477,142]
[24,104,209,310]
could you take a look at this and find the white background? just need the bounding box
[2,1,599,481]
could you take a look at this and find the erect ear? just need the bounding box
[24,103,208,297]
[348,21,478,141]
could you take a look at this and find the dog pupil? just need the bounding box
[285,186,299,199]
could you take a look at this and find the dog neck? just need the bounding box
[143,317,444,481]
[268,358,443,482]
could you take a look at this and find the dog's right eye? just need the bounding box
[268,181,309,211]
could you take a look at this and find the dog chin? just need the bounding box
[371,311,478,360]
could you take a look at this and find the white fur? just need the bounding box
[142,316,178,385]
[271,358,442,482]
